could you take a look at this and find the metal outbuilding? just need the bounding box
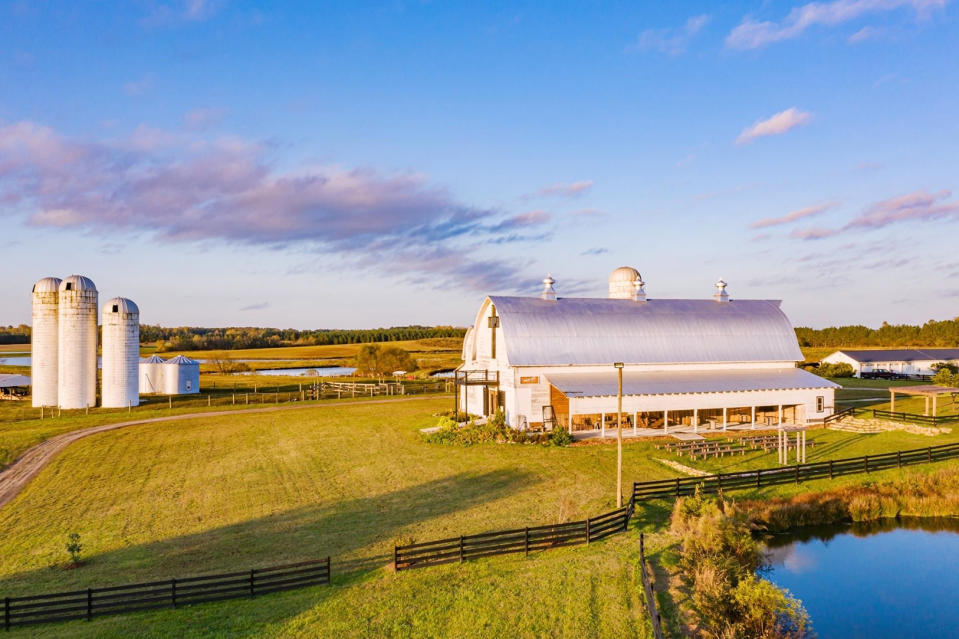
[162,355,200,395]
[139,355,166,394]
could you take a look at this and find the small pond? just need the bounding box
[430,370,455,378]
[234,367,357,377]
[0,356,30,366]
[764,518,959,638]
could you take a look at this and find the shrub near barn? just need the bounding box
[355,343,418,376]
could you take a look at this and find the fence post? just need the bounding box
[525,527,530,556]
[794,464,799,484]
[674,478,680,498]
[393,545,398,570]
[4,596,9,631]
[459,536,464,563]
[249,569,256,598]
[171,578,177,608]
[928,447,933,463]
[86,588,93,621]
[865,455,869,473]
[829,459,834,480]
[898,451,902,468]
[586,517,591,544]
[326,556,331,583]
[756,469,761,488]
[717,473,722,494]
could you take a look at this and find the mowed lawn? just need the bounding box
[4,397,959,637]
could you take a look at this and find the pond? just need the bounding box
[764,518,959,638]
[234,367,357,377]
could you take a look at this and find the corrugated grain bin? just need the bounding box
[31,277,61,407]
[57,275,98,409]
[163,355,200,395]
[101,297,140,408]
[139,355,166,394]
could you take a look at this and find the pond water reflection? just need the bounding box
[764,518,959,638]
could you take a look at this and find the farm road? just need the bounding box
[0,396,438,510]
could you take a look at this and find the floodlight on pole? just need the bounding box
[614,362,624,508]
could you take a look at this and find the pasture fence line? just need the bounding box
[2,557,330,631]
[394,498,635,571]
[639,533,664,639]
[632,442,959,502]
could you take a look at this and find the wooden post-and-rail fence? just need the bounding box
[2,558,330,631]
[639,533,664,639]
[394,498,635,571]
[632,441,959,502]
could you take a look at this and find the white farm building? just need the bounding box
[821,349,959,378]
[457,268,838,436]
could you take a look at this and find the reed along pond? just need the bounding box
[763,519,959,638]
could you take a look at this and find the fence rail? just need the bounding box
[394,501,634,571]
[2,557,330,631]
[632,442,959,502]
[870,409,959,427]
[639,534,664,639]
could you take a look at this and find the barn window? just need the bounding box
[112,304,118,312]
[816,396,824,412]
[65,283,72,290]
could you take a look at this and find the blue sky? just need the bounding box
[2,0,958,329]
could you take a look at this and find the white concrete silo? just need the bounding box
[58,275,98,409]
[101,298,140,408]
[163,355,200,395]
[139,355,166,394]
[31,277,62,407]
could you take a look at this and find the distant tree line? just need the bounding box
[139,325,466,352]
[0,325,30,345]
[795,318,959,348]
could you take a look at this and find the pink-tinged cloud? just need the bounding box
[631,14,710,55]
[751,201,837,228]
[844,189,959,229]
[726,0,946,50]
[737,108,812,144]
[184,107,227,130]
[0,118,544,291]
[538,180,594,198]
[791,227,840,240]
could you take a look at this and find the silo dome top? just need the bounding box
[32,277,63,293]
[165,355,199,365]
[102,297,139,316]
[609,266,641,283]
[59,275,97,293]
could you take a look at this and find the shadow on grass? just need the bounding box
[0,468,533,635]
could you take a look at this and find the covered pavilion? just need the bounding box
[889,385,959,416]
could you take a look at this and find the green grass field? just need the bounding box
[4,396,959,637]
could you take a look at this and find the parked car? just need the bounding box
[861,369,907,380]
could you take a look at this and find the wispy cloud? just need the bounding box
[789,189,959,240]
[630,14,710,55]
[141,0,221,26]
[848,25,884,42]
[581,247,609,256]
[726,0,946,49]
[569,208,605,218]
[751,201,837,228]
[537,180,594,198]
[845,189,959,229]
[736,107,811,145]
[123,74,154,96]
[184,107,227,130]
[0,118,548,292]
[240,302,270,311]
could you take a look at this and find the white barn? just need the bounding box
[457,268,837,436]
[821,349,959,378]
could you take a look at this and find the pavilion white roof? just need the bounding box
[544,367,838,398]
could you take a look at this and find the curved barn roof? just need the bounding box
[488,296,803,366]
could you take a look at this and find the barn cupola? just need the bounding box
[632,275,646,302]
[541,274,557,301]
[608,266,640,299]
[714,277,729,303]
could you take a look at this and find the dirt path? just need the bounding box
[0,396,438,510]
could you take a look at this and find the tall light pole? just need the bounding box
[614,362,624,508]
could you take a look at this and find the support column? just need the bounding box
[633,411,638,435]
[664,410,669,435]
[693,408,699,433]
[751,406,756,430]
[722,407,727,431]
[778,429,783,465]
[601,412,606,438]
[925,396,931,417]
[890,389,896,413]
[803,430,807,463]
[778,404,783,426]
[933,394,938,417]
